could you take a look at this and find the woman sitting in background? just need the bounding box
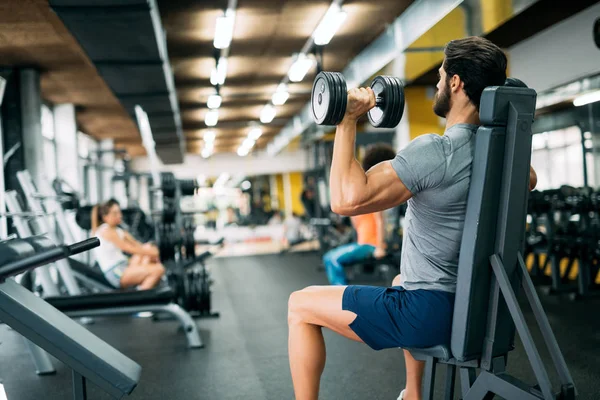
[92,199,165,290]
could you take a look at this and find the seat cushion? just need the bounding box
[45,286,175,312]
[68,258,112,287]
[406,345,452,362]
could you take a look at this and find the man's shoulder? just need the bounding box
[404,134,446,160]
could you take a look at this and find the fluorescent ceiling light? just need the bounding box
[237,146,249,157]
[205,110,219,127]
[260,104,276,124]
[313,4,348,46]
[248,127,263,140]
[204,129,216,142]
[242,137,256,149]
[204,141,214,152]
[288,54,315,83]
[214,9,236,49]
[573,90,600,107]
[207,94,222,109]
[272,90,289,106]
[210,57,228,85]
[272,83,289,105]
[201,148,212,158]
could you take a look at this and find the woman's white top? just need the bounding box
[94,223,128,272]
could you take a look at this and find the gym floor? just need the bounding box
[0,251,599,400]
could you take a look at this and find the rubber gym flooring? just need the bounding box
[0,251,599,399]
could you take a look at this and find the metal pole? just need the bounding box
[579,125,589,188]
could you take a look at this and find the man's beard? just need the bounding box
[433,81,451,118]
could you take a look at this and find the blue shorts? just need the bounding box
[103,260,128,289]
[342,285,455,350]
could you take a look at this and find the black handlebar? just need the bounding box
[0,237,100,282]
[67,238,100,256]
[0,247,67,282]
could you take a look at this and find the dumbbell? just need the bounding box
[311,71,405,128]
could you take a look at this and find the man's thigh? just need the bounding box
[291,285,362,343]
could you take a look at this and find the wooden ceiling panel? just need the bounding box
[159,0,416,155]
[2,0,417,158]
[0,0,140,147]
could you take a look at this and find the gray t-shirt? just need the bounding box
[391,123,478,293]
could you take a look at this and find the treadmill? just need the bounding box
[0,237,141,399]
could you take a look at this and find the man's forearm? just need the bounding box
[330,119,367,209]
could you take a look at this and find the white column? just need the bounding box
[100,139,115,201]
[392,54,411,150]
[53,104,80,191]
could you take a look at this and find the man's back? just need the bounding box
[392,123,478,293]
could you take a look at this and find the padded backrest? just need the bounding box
[450,86,537,362]
[0,279,141,398]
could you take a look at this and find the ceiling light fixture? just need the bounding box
[210,57,228,86]
[207,94,222,109]
[205,110,219,127]
[313,4,348,46]
[260,104,277,124]
[272,83,289,105]
[237,146,250,157]
[213,9,236,50]
[204,130,216,143]
[573,90,600,107]
[242,137,256,149]
[288,54,315,83]
[248,127,263,140]
[201,148,212,158]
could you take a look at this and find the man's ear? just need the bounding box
[450,74,462,93]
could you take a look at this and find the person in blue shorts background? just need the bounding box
[287,36,538,400]
[322,143,396,285]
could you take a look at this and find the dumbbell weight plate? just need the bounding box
[368,75,405,128]
[383,76,397,128]
[389,77,405,128]
[311,71,347,126]
[332,72,347,126]
[311,72,333,125]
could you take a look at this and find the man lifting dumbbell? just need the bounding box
[287,36,538,400]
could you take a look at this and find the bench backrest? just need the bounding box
[450,85,537,362]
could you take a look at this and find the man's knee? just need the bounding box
[287,286,319,324]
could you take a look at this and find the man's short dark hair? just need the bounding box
[443,36,507,110]
[362,143,396,171]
